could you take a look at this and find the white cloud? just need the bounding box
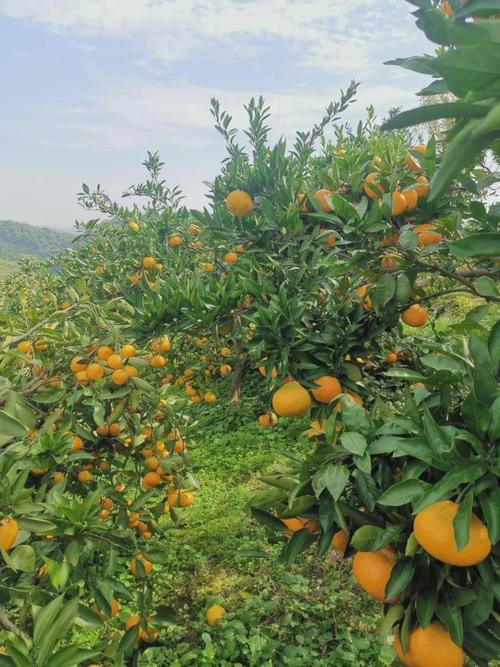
[0,0,416,73]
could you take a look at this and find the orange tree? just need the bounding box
[0,248,197,663]
[247,3,500,667]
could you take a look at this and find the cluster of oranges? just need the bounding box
[68,343,140,387]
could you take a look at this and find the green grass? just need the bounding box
[0,258,18,279]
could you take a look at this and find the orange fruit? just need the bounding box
[145,456,160,471]
[0,518,18,551]
[364,172,384,200]
[179,491,194,507]
[97,345,114,360]
[356,283,372,311]
[314,188,333,213]
[204,391,216,403]
[324,232,336,248]
[71,435,84,451]
[142,257,155,269]
[52,471,65,484]
[401,304,428,327]
[168,234,182,247]
[78,470,92,483]
[282,516,318,536]
[415,223,443,246]
[379,232,399,248]
[414,175,429,198]
[258,365,277,379]
[352,547,397,602]
[150,355,166,368]
[219,364,232,377]
[311,376,342,404]
[385,352,398,364]
[224,251,238,264]
[414,500,491,566]
[86,363,105,380]
[403,188,418,211]
[70,356,87,373]
[206,604,225,626]
[92,598,119,621]
[189,223,200,235]
[258,412,278,428]
[331,529,349,554]
[130,555,153,577]
[121,344,136,358]
[75,370,89,385]
[106,354,122,370]
[128,221,140,232]
[272,381,311,417]
[112,369,129,385]
[142,471,162,488]
[380,252,397,269]
[226,190,254,217]
[406,145,426,172]
[96,423,110,437]
[394,622,464,667]
[101,497,113,510]
[125,365,138,378]
[220,347,231,358]
[391,191,407,217]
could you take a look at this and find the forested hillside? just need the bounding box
[0,219,75,262]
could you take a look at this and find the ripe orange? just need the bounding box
[142,256,156,269]
[394,622,464,667]
[121,344,136,358]
[150,355,166,368]
[314,188,333,213]
[70,356,87,373]
[142,471,162,488]
[385,352,398,364]
[130,555,153,577]
[92,598,119,621]
[71,435,84,451]
[96,423,110,437]
[0,518,18,551]
[258,365,277,379]
[128,221,140,232]
[364,172,384,200]
[201,262,214,272]
[179,491,194,507]
[282,516,318,536]
[403,188,418,211]
[352,547,397,602]
[97,345,114,360]
[258,412,278,428]
[145,456,160,471]
[272,381,311,417]
[78,470,92,483]
[414,500,491,566]
[52,472,65,484]
[226,190,254,217]
[75,370,89,385]
[219,364,232,377]
[204,391,216,403]
[112,369,129,385]
[189,223,201,235]
[331,529,349,554]
[405,144,426,172]
[311,376,342,404]
[356,283,372,310]
[415,223,443,246]
[391,191,407,217]
[169,234,182,247]
[324,232,336,248]
[224,251,238,264]
[106,354,122,370]
[414,175,429,197]
[86,363,105,380]
[125,365,138,378]
[206,604,225,625]
[401,304,428,327]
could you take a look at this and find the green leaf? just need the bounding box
[488,319,500,375]
[377,479,430,507]
[479,488,500,543]
[9,545,35,573]
[448,232,500,258]
[340,432,367,456]
[376,274,396,307]
[416,589,438,628]
[378,604,404,640]
[453,491,473,551]
[117,626,139,657]
[473,276,498,298]
[382,102,486,130]
[281,528,314,564]
[250,508,287,532]
[34,595,65,651]
[436,603,463,647]
[46,646,100,667]
[312,464,350,501]
[422,405,452,454]
[350,525,382,551]
[36,597,79,667]
[384,55,436,75]
[385,558,415,601]
[413,462,486,512]
[0,411,26,440]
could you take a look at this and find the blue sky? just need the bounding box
[0,1,431,231]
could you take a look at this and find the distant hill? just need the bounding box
[0,220,76,263]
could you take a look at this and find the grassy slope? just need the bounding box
[132,393,387,667]
[0,220,74,262]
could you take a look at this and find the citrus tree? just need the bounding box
[248,3,500,666]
